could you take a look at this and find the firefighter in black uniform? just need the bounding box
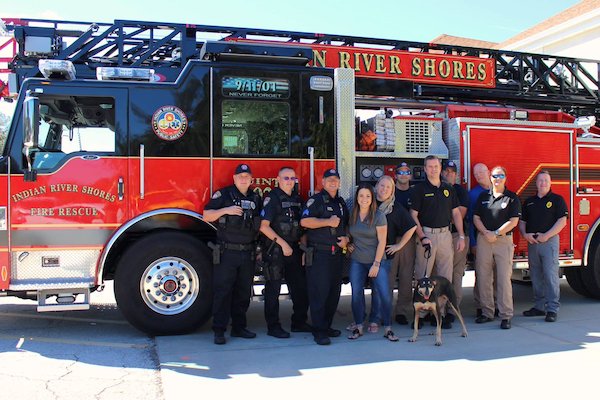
[301,169,350,345]
[204,164,262,345]
[260,167,311,338]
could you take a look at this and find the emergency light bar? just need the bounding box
[96,67,155,81]
[39,60,76,80]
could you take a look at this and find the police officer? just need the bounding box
[389,162,417,325]
[204,164,262,345]
[260,167,311,338]
[442,161,470,318]
[473,166,521,329]
[519,171,568,322]
[301,169,350,345]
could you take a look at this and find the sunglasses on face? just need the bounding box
[492,174,506,179]
[280,176,298,181]
[396,170,411,176]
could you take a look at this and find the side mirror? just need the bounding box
[22,95,40,181]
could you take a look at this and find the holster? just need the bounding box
[207,242,221,265]
[300,244,314,267]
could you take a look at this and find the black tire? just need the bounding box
[564,267,592,298]
[114,231,213,335]
[581,240,600,299]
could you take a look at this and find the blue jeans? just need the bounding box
[350,259,392,327]
[528,236,560,313]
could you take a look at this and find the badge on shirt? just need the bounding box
[212,191,221,199]
[501,200,508,209]
[326,206,334,211]
[546,201,553,208]
[263,197,271,207]
[306,199,315,208]
[443,189,449,197]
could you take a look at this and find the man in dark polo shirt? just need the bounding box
[410,155,466,291]
[394,162,412,210]
[519,171,568,322]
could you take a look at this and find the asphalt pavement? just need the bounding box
[1,271,599,400]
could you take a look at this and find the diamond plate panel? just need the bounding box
[443,118,463,182]
[335,68,356,200]
[10,249,99,286]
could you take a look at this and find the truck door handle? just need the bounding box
[118,177,124,201]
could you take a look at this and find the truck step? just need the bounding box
[37,288,91,312]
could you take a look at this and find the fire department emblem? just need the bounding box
[546,201,553,208]
[443,189,449,197]
[152,106,188,141]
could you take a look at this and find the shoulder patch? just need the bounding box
[306,198,315,208]
[263,197,271,207]
[212,191,222,199]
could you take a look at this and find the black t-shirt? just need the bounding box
[409,179,459,228]
[301,189,349,246]
[205,185,262,244]
[394,187,412,210]
[260,187,304,243]
[474,189,522,232]
[451,183,470,233]
[522,191,568,233]
[377,199,417,245]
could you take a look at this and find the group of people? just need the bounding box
[203,156,567,345]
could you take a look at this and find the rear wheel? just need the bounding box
[564,267,592,297]
[114,231,213,335]
[580,241,600,299]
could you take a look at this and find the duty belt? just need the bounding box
[422,226,450,233]
[221,242,255,251]
[309,242,342,254]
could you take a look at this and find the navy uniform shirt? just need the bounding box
[205,185,262,244]
[301,189,349,246]
[474,189,522,232]
[522,191,568,233]
[409,179,459,228]
[394,187,412,210]
[377,199,416,245]
[260,187,304,243]
[451,183,470,233]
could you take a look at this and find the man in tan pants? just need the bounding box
[409,155,466,328]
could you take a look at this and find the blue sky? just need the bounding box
[2,0,580,44]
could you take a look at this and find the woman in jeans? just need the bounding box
[347,183,398,341]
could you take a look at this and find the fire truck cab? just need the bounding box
[1,18,600,335]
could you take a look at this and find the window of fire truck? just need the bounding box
[32,96,115,170]
[221,100,289,156]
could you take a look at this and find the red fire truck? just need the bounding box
[1,18,599,335]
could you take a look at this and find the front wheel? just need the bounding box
[114,231,213,335]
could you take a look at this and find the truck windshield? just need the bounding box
[0,99,16,153]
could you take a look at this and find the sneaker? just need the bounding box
[267,326,290,339]
[231,327,257,339]
[545,312,557,322]
[291,322,313,333]
[500,319,511,329]
[523,307,545,317]
[394,314,408,325]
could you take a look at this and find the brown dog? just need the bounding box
[409,276,468,346]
